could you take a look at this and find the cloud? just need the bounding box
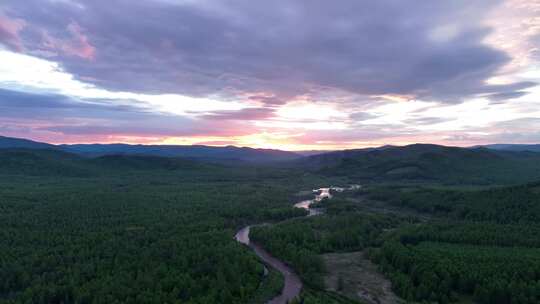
[0,87,148,119]
[485,91,528,101]
[484,0,540,71]
[444,118,540,144]
[247,94,287,106]
[0,13,26,51]
[3,0,535,103]
[1,1,539,149]
[0,88,253,140]
[201,107,275,120]
[39,21,96,59]
[349,112,378,122]
[404,117,455,126]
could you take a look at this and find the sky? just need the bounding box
[0,0,539,150]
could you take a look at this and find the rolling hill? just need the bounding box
[0,149,95,176]
[0,135,57,150]
[0,148,216,177]
[3,136,540,184]
[481,144,540,152]
[298,144,540,184]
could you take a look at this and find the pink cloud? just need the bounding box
[194,140,238,146]
[64,21,95,59]
[0,13,26,51]
[40,21,96,60]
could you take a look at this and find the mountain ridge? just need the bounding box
[298,143,540,184]
[0,135,301,163]
[478,144,540,152]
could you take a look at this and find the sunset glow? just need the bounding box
[1,1,539,150]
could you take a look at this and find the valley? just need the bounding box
[1,136,540,304]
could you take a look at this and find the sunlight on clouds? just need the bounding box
[255,100,351,131]
[485,0,540,73]
[0,50,88,93]
[255,120,348,131]
[363,96,540,133]
[276,101,347,121]
[137,94,243,115]
[161,136,233,145]
[0,50,246,114]
[518,67,540,80]
[375,94,415,102]
[416,99,527,131]
[160,132,305,150]
[1,45,539,150]
[361,100,434,125]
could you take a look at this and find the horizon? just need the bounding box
[3,133,538,153]
[1,1,540,150]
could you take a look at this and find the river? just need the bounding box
[234,185,360,304]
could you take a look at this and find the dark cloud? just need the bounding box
[0,87,151,119]
[201,107,275,120]
[0,88,251,138]
[485,91,528,102]
[349,112,378,121]
[404,117,455,125]
[247,95,286,105]
[0,88,78,108]
[2,0,535,104]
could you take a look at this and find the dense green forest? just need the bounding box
[364,182,540,223]
[251,200,410,291]
[3,146,540,304]
[0,153,334,304]
[251,183,540,304]
[362,184,540,304]
[372,241,540,304]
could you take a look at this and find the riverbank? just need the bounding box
[235,186,359,303]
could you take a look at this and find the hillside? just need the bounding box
[0,149,215,177]
[299,144,540,184]
[0,149,94,177]
[482,144,540,152]
[0,136,57,150]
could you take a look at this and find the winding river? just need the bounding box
[235,185,360,304]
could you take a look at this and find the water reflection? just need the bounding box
[294,185,360,216]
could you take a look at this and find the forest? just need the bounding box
[0,159,331,304]
[250,208,408,289]
[363,184,540,303]
[249,183,540,304]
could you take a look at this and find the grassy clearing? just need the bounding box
[322,251,404,304]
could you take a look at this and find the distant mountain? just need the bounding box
[3,136,540,183]
[60,144,301,162]
[0,135,57,150]
[481,144,540,152]
[0,135,301,163]
[298,143,540,184]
